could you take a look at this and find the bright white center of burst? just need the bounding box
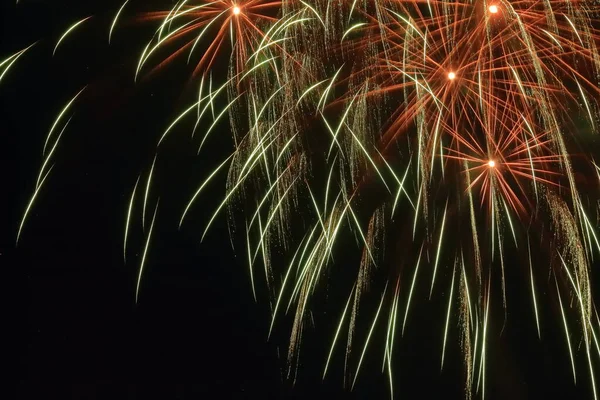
[232,6,241,15]
[488,160,496,168]
[489,5,499,13]
[447,71,456,80]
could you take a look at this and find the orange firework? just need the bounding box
[336,1,600,218]
[134,0,282,79]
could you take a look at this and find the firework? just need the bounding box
[12,0,600,398]
[133,0,282,79]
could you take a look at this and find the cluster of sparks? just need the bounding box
[8,0,600,398]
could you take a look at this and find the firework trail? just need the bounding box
[10,0,600,398]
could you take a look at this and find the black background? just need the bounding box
[3,1,597,399]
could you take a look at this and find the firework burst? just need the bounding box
[133,0,282,79]
[11,0,600,398]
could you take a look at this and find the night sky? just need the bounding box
[3,1,597,399]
